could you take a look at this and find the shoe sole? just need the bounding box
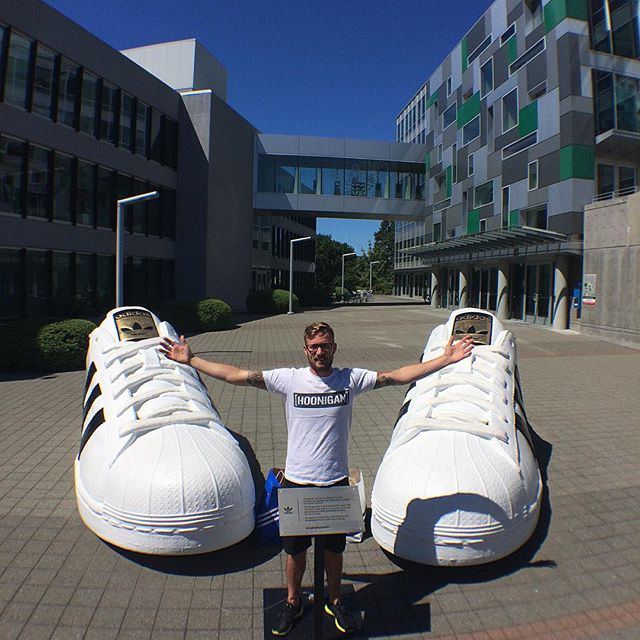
[324,603,352,634]
[271,607,303,636]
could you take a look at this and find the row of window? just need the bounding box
[590,0,640,60]
[257,155,425,201]
[0,133,176,238]
[0,247,174,319]
[0,24,178,169]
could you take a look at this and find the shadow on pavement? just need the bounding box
[344,426,553,638]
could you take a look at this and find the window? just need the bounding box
[525,205,547,229]
[53,152,73,223]
[525,0,543,34]
[76,160,95,226]
[322,158,344,195]
[615,74,640,133]
[501,23,516,44]
[446,76,452,96]
[298,157,321,195]
[119,92,133,150]
[462,116,480,145]
[528,160,539,190]
[452,143,457,182]
[481,59,493,97]
[0,135,25,214]
[502,132,537,159]
[467,35,492,66]
[57,59,79,128]
[99,81,118,144]
[502,89,518,132]
[4,31,32,109]
[135,101,149,157]
[32,44,56,118]
[480,218,487,232]
[589,0,640,59]
[0,247,24,318]
[443,103,457,129]
[51,251,72,311]
[80,71,99,136]
[618,166,636,194]
[433,221,442,242]
[437,143,443,163]
[468,153,474,176]
[147,183,161,237]
[131,178,147,234]
[474,180,494,208]
[25,249,48,316]
[509,39,545,74]
[367,160,389,198]
[502,186,510,226]
[345,160,366,196]
[27,145,51,219]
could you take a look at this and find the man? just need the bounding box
[160,321,473,635]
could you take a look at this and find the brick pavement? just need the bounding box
[1,303,639,639]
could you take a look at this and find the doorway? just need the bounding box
[524,264,552,323]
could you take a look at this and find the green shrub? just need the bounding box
[272,289,298,313]
[334,286,349,300]
[37,319,97,372]
[196,298,233,331]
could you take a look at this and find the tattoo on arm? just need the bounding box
[375,373,396,389]
[246,371,267,390]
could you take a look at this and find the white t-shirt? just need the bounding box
[263,367,377,485]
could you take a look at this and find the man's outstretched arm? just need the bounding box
[374,335,474,388]
[159,336,266,389]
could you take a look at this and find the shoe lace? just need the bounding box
[102,336,220,438]
[388,345,514,453]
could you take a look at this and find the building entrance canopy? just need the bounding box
[406,226,581,265]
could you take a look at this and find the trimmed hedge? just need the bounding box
[38,319,97,372]
[196,299,233,331]
[1,318,96,373]
[246,289,299,315]
[160,298,234,332]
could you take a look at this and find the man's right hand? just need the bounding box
[159,335,193,366]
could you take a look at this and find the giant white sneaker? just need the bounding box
[75,307,255,555]
[371,308,542,566]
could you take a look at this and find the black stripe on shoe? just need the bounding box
[78,408,105,459]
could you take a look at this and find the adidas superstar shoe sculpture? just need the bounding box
[75,307,255,555]
[371,308,542,566]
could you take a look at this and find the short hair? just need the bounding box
[304,322,334,343]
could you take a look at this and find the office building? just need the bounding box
[393,0,640,335]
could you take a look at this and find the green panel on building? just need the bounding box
[467,209,480,234]
[559,144,594,180]
[426,92,438,109]
[508,36,518,64]
[519,101,538,137]
[509,209,520,226]
[544,0,589,32]
[462,37,468,73]
[457,92,480,128]
[446,166,452,198]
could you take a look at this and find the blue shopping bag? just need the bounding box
[255,468,284,544]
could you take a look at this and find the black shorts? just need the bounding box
[281,477,349,556]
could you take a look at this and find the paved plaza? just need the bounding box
[1,303,640,640]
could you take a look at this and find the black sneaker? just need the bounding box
[324,598,356,634]
[271,599,304,636]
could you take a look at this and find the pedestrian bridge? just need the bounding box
[254,134,428,221]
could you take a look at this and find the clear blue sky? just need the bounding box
[46,0,493,253]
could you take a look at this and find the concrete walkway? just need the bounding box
[1,305,639,639]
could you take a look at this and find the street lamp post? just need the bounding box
[288,236,312,315]
[341,252,356,302]
[116,191,159,307]
[369,260,381,292]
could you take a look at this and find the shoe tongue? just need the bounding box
[104,307,160,342]
[448,309,503,346]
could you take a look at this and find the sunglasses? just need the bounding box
[305,342,334,353]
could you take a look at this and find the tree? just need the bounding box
[315,234,357,292]
[367,220,394,293]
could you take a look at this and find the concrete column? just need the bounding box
[553,256,569,330]
[430,268,440,309]
[496,262,509,320]
[458,266,470,308]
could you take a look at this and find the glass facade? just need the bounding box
[58,58,79,128]
[79,71,98,135]
[590,0,640,59]
[257,155,425,200]
[32,44,56,117]
[5,31,31,109]
[594,69,640,134]
[26,145,50,219]
[0,135,25,214]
